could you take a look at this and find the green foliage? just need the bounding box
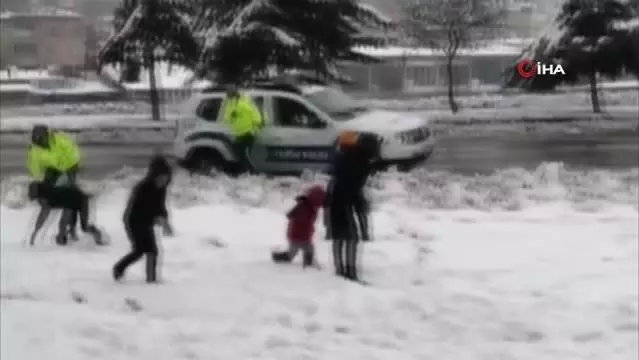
[99,0,392,85]
[198,0,393,84]
[98,0,200,70]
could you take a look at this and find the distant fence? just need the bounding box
[0,87,195,107]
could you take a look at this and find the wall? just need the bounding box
[1,14,87,68]
[340,52,519,95]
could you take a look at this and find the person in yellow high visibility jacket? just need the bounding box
[221,86,263,173]
[27,125,82,245]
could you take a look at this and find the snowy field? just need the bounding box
[1,164,638,360]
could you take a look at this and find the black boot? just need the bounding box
[344,266,359,281]
[87,226,105,245]
[112,265,124,281]
[55,233,68,246]
[145,254,158,283]
[332,240,345,276]
[271,251,292,264]
[302,251,315,268]
[67,229,79,242]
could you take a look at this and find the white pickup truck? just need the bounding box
[173,83,436,174]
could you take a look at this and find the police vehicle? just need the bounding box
[173,83,436,174]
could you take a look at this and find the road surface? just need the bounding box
[1,131,637,179]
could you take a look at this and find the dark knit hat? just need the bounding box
[146,155,172,178]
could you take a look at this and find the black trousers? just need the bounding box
[272,243,316,267]
[326,203,364,280]
[52,166,79,238]
[47,190,101,246]
[233,134,255,173]
[113,222,158,282]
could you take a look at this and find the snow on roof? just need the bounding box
[356,2,394,25]
[300,85,327,94]
[355,43,523,57]
[0,7,82,19]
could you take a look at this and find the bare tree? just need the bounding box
[400,0,506,112]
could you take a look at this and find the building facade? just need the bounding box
[340,43,523,96]
[0,8,87,69]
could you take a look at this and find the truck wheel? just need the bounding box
[187,148,226,175]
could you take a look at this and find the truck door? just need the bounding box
[253,94,337,174]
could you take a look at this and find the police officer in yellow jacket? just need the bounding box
[27,124,82,245]
[221,86,263,173]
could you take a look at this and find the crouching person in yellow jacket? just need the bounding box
[27,124,82,245]
[221,86,263,174]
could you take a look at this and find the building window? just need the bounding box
[13,43,38,56]
[451,64,470,86]
[11,19,34,31]
[407,66,438,86]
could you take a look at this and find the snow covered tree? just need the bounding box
[400,0,507,113]
[606,10,639,115]
[97,0,200,120]
[194,0,393,85]
[505,0,637,113]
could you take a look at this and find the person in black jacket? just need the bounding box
[27,181,104,246]
[324,131,380,282]
[113,155,174,283]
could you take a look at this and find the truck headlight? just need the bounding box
[380,135,393,144]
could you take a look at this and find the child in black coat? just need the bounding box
[27,182,104,246]
[113,155,174,283]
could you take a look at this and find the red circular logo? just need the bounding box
[516,60,536,79]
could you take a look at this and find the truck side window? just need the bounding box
[272,97,325,128]
[251,96,265,119]
[196,98,222,122]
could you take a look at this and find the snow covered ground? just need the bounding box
[1,165,638,360]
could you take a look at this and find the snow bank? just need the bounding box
[101,63,211,90]
[1,85,637,118]
[28,79,115,95]
[0,114,176,132]
[2,162,637,212]
[1,106,636,134]
[363,82,638,111]
[0,164,637,359]
[0,102,159,117]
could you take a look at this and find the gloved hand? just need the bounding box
[162,222,174,237]
[158,217,174,236]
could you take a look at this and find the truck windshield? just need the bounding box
[304,87,368,121]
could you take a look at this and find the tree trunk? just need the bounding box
[144,46,160,121]
[446,55,459,113]
[589,71,601,113]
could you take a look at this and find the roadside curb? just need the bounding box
[1,114,637,134]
